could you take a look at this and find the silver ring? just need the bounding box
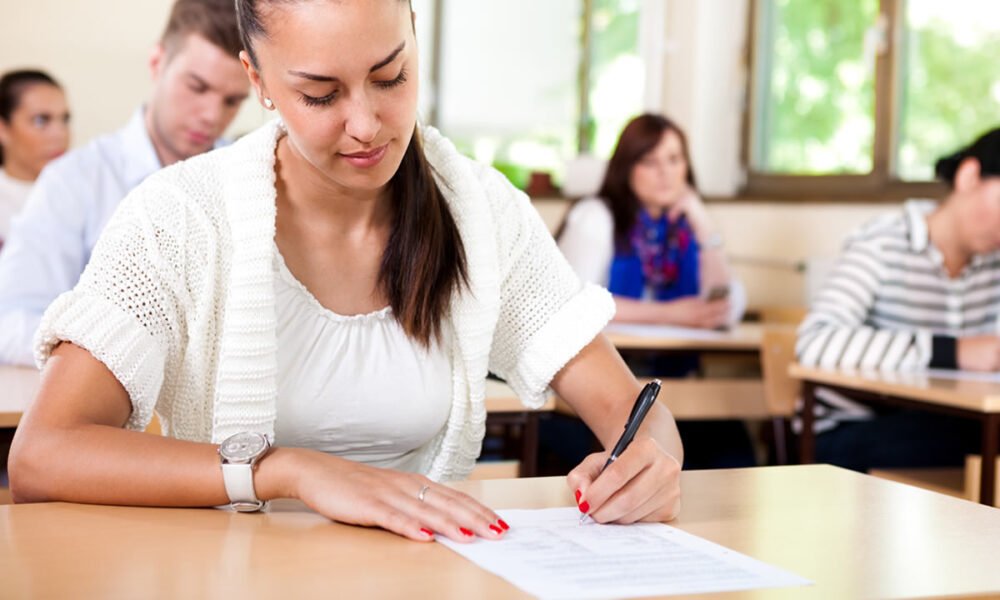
[417,484,430,503]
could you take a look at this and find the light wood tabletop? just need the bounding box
[2,465,999,599]
[789,364,1000,506]
[604,323,765,352]
[788,364,1000,413]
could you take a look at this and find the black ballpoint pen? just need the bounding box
[580,379,662,524]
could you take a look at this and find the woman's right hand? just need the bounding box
[659,296,730,329]
[278,449,510,543]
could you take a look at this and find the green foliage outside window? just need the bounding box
[898,2,1000,180]
[753,0,878,175]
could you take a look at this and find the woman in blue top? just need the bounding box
[559,113,744,327]
[556,113,754,470]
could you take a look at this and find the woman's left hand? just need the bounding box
[566,435,681,524]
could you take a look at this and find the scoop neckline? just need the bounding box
[273,243,392,323]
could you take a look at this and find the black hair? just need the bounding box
[0,69,62,166]
[934,127,1000,188]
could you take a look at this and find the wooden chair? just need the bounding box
[759,326,800,464]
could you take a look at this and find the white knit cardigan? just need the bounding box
[36,120,614,481]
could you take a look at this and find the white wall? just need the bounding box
[0,0,270,147]
[661,0,749,196]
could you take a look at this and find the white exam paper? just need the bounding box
[925,368,1000,383]
[439,507,810,599]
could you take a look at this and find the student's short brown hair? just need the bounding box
[161,0,243,58]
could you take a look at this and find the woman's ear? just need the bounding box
[954,157,982,193]
[239,51,270,109]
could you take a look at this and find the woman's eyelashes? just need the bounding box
[373,68,407,90]
[299,69,408,107]
[301,90,338,107]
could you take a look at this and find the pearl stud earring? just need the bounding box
[263,97,274,109]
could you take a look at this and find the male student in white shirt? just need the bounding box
[0,0,250,365]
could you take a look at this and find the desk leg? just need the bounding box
[980,414,998,506]
[772,417,788,465]
[519,413,539,478]
[0,428,13,487]
[799,381,816,464]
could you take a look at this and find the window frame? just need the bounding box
[739,0,948,202]
[423,0,644,165]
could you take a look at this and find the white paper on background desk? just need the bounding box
[603,322,731,341]
[438,507,811,599]
[925,368,1000,383]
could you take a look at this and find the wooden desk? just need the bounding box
[789,364,1000,506]
[599,324,768,421]
[2,465,999,599]
[604,323,765,352]
[483,380,555,477]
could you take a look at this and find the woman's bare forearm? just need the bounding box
[8,343,299,506]
[550,334,683,463]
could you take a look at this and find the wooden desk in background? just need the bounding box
[789,364,1000,506]
[601,323,769,421]
[2,465,999,599]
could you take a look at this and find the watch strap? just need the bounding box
[221,463,264,512]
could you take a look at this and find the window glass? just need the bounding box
[896,0,1000,180]
[751,0,878,175]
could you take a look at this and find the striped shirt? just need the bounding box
[796,200,1000,432]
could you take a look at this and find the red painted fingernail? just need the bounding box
[497,519,510,531]
[578,501,590,514]
[459,527,473,537]
[420,528,434,537]
[489,524,503,535]
[574,489,582,502]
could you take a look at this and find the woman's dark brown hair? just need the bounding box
[557,113,697,249]
[595,113,697,247]
[0,70,62,167]
[236,0,467,346]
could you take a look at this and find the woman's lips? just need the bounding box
[339,144,388,169]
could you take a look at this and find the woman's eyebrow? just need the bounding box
[288,41,406,83]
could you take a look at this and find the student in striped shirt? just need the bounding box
[797,127,1000,472]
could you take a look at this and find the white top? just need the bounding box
[36,119,615,481]
[558,197,747,324]
[273,249,452,472]
[0,109,162,366]
[557,197,615,287]
[0,168,33,243]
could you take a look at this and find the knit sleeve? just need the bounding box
[482,171,615,408]
[34,179,189,431]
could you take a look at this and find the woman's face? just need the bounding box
[0,83,70,179]
[245,0,418,196]
[628,129,689,209]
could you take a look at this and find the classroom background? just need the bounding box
[8,0,996,311]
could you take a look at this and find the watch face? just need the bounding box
[220,432,268,463]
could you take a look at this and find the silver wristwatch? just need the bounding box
[218,431,272,512]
